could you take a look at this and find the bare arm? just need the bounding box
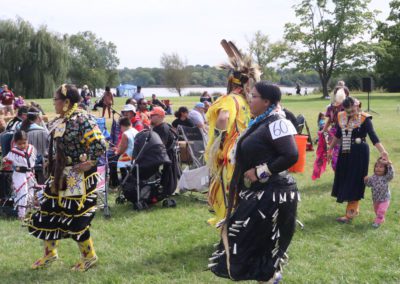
[216,110,230,131]
[322,118,331,132]
[374,142,389,161]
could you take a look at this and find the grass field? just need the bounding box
[0,92,399,283]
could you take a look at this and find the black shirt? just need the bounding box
[172,118,195,128]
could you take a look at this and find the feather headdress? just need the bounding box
[218,39,262,88]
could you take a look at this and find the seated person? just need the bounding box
[115,117,138,181]
[137,99,151,129]
[125,98,137,108]
[200,91,212,103]
[29,101,46,115]
[150,107,179,196]
[189,102,207,133]
[172,107,194,129]
[5,106,28,132]
[14,96,26,110]
[0,118,6,133]
[121,104,144,132]
[19,107,49,183]
[151,94,167,110]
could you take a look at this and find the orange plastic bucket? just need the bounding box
[289,134,308,173]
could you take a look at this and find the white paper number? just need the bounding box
[269,119,297,140]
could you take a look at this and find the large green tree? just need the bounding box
[284,0,378,98]
[68,31,120,90]
[0,18,69,98]
[375,0,400,92]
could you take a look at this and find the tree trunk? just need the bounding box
[321,81,329,99]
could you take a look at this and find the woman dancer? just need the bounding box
[28,84,106,271]
[210,82,299,283]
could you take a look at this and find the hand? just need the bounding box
[364,176,369,183]
[380,151,389,162]
[244,168,258,183]
[327,150,333,163]
[73,161,95,172]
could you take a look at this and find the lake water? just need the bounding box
[99,86,316,98]
[141,86,316,97]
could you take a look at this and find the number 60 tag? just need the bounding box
[269,119,297,140]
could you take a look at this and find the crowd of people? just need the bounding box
[0,39,395,282]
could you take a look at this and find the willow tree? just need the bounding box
[0,18,69,98]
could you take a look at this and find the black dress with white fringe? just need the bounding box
[210,113,299,282]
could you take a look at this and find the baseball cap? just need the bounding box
[150,106,165,117]
[195,102,205,108]
[121,104,136,113]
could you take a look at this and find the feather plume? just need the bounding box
[218,39,261,83]
[220,39,235,60]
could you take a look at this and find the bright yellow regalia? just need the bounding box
[206,92,251,225]
[205,39,261,226]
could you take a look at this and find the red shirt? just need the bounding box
[131,114,144,132]
[1,90,15,105]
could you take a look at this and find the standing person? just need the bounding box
[209,82,299,283]
[172,106,194,128]
[115,117,138,181]
[1,84,15,116]
[365,158,394,228]
[150,107,179,197]
[102,86,114,118]
[3,130,37,221]
[328,96,389,223]
[295,83,301,95]
[206,39,261,226]
[132,86,144,102]
[27,84,106,271]
[312,87,348,181]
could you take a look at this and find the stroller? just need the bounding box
[116,129,177,210]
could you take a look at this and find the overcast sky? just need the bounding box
[0,0,391,68]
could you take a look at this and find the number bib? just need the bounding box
[269,119,297,140]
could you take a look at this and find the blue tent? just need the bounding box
[117,84,137,97]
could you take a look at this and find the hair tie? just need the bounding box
[61,84,67,96]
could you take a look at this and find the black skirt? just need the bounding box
[27,168,98,241]
[210,183,298,282]
[331,142,369,203]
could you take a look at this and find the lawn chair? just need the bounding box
[176,126,209,198]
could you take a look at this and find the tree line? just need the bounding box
[2,0,400,98]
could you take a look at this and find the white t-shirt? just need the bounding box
[189,109,205,126]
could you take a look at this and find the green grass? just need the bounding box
[1,92,400,283]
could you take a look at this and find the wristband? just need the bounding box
[256,163,271,183]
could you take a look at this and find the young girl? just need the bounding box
[317,112,325,131]
[3,130,37,220]
[364,158,394,228]
[115,117,138,181]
